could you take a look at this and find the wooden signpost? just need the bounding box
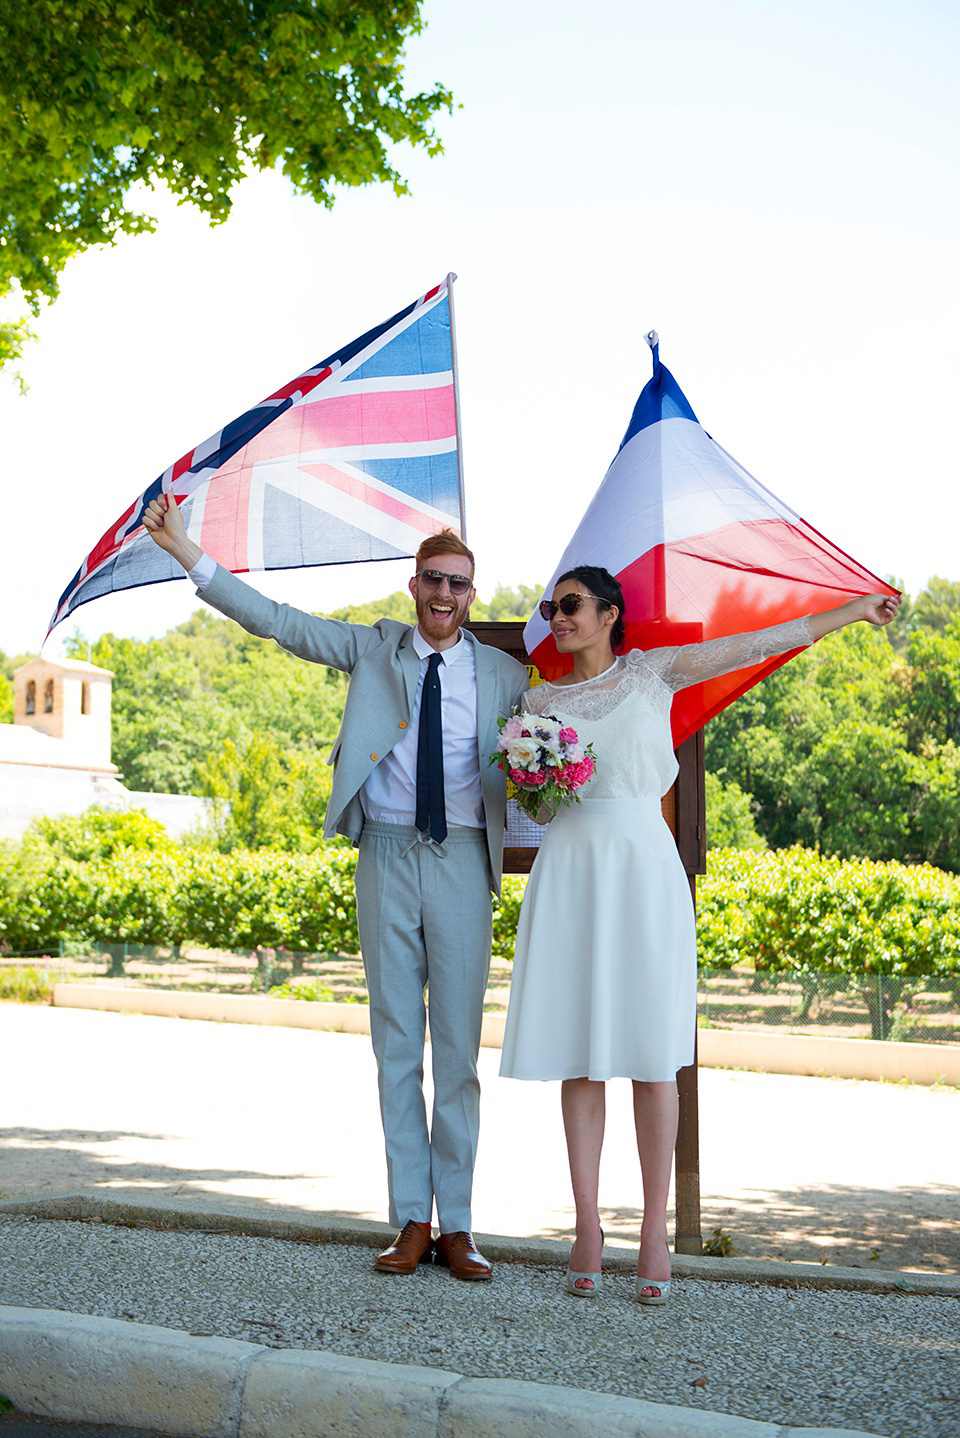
[467,619,706,1255]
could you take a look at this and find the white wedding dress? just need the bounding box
[499,618,813,1082]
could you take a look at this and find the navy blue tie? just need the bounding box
[415,652,447,844]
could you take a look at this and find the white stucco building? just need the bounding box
[0,656,209,841]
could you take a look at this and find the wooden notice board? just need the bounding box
[466,618,706,1254]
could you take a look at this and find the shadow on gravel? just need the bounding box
[533,1182,960,1274]
[4,1125,958,1274]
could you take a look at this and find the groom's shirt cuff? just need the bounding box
[189,552,217,593]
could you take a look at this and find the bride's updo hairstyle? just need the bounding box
[555,565,626,652]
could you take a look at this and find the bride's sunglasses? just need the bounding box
[539,593,610,622]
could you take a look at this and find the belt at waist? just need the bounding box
[360,819,487,858]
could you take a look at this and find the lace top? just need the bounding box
[522,616,814,801]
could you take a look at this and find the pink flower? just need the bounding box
[509,767,546,787]
[557,756,595,790]
[503,715,525,740]
[559,726,578,746]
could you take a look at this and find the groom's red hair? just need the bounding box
[415,528,475,575]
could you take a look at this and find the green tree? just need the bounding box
[807,720,923,861]
[471,583,542,622]
[912,577,960,635]
[704,772,766,851]
[903,620,960,748]
[886,576,960,650]
[914,741,960,875]
[0,0,452,371]
[66,629,241,792]
[198,730,333,851]
[322,591,416,627]
[704,623,902,852]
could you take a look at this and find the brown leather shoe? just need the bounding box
[434,1230,493,1281]
[374,1220,433,1274]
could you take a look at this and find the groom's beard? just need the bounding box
[415,587,472,642]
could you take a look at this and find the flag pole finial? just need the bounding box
[645,330,660,373]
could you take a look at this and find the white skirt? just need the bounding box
[499,797,696,1082]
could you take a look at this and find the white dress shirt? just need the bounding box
[361,627,484,828]
[189,553,485,829]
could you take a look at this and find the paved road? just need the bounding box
[2,1002,958,1272]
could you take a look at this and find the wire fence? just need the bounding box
[0,943,368,1004]
[698,967,960,1045]
[2,946,960,1046]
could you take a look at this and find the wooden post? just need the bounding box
[465,620,705,1254]
[672,729,706,1255]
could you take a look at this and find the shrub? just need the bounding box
[492,876,527,959]
[698,847,960,1037]
[24,807,174,862]
[267,979,334,1002]
[0,964,53,1003]
[3,829,958,1032]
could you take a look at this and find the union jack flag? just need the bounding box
[47,277,463,638]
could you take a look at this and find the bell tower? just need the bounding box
[13,657,115,771]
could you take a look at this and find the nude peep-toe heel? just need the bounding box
[565,1226,604,1298]
[635,1274,671,1305]
[636,1243,672,1306]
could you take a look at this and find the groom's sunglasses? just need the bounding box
[418,568,474,597]
[539,593,610,622]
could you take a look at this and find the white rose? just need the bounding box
[507,736,542,770]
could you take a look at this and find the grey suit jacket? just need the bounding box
[201,566,530,894]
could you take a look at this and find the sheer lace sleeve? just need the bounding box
[637,616,815,693]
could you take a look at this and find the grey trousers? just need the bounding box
[354,821,494,1234]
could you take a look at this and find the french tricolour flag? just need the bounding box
[524,337,898,747]
[47,276,462,639]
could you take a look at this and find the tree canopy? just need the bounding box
[4,574,955,866]
[704,593,960,871]
[0,0,452,371]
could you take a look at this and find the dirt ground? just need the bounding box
[22,947,960,1045]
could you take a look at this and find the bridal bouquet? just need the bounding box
[490,711,596,821]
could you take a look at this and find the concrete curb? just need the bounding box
[51,983,960,1085]
[0,1305,884,1438]
[3,1191,958,1297]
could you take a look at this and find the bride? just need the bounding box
[500,565,898,1304]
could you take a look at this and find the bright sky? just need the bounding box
[1,0,957,658]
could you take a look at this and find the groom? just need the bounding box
[144,496,528,1279]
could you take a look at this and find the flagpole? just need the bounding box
[646,330,666,622]
[446,271,468,541]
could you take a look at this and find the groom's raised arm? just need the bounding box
[143,492,380,674]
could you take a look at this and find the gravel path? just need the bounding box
[2,1214,957,1438]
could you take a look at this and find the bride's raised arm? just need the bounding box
[641,593,899,693]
